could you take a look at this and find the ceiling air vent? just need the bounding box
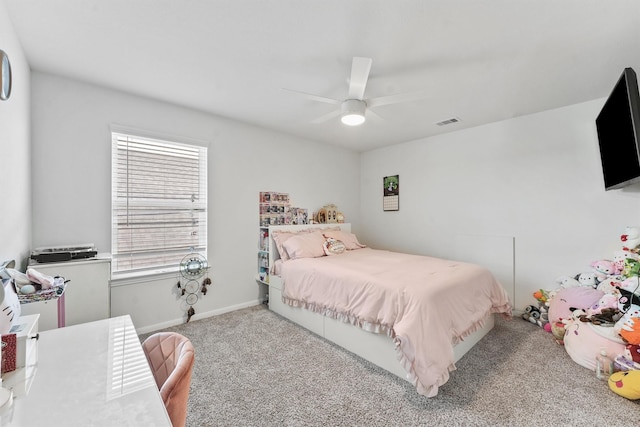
[435,117,461,126]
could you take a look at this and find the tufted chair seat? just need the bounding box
[142,332,195,427]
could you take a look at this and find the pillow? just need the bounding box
[272,227,341,261]
[282,231,326,260]
[271,231,298,262]
[322,230,366,250]
[323,237,346,256]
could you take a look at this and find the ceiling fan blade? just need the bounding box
[347,57,373,100]
[310,109,341,124]
[367,90,430,108]
[367,108,384,121]
[283,88,341,105]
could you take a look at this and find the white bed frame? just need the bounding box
[266,223,495,382]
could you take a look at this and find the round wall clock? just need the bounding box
[0,50,11,101]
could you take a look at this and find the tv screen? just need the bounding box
[596,67,640,190]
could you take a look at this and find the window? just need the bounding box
[111,131,207,278]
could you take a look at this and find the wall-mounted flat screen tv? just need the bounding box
[596,67,640,190]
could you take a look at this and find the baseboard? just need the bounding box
[135,299,263,334]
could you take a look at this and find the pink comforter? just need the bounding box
[280,248,512,397]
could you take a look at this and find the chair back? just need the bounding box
[143,332,195,427]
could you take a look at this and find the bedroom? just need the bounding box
[1,0,640,424]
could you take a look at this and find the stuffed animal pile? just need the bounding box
[522,226,640,400]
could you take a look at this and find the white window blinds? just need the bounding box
[111,132,207,277]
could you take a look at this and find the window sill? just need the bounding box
[110,267,180,287]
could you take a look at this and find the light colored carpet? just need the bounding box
[141,305,639,426]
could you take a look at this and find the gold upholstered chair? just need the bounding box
[142,332,195,427]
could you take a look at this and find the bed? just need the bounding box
[266,223,512,397]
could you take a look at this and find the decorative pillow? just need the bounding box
[323,237,346,256]
[322,230,366,250]
[282,231,326,260]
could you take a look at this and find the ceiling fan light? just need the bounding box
[341,99,366,126]
[341,113,366,126]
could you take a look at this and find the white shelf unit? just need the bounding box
[257,192,290,287]
[257,227,270,284]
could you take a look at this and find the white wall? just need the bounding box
[360,99,640,310]
[24,39,640,328]
[0,1,31,270]
[30,72,360,332]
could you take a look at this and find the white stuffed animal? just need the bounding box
[621,226,640,252]
[576,272,598,288]
[556,275,581,288]
[598,275,624,293]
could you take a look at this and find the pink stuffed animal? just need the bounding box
[548,286,604,324]
[591,259,620,282]
[587,292,620,316]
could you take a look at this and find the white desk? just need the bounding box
[0,315,171,426]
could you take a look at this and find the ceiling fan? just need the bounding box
[285,57,428,126]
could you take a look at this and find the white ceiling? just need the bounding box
[4,0,640,152]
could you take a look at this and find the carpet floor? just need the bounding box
[140,305,639,426]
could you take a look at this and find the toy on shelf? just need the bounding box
[315,204,340,224]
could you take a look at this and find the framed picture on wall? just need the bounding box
[383,175,399,211]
